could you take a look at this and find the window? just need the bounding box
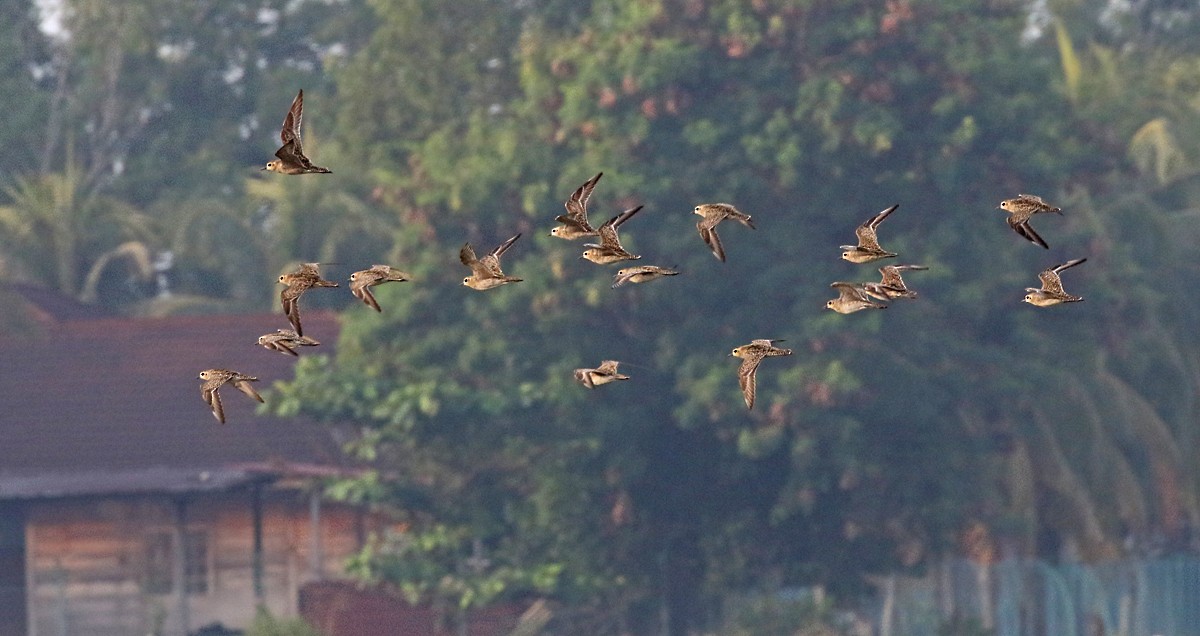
[144,530,209,594]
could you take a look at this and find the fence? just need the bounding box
[874,557,1200,636]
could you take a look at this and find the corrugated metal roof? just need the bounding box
[0,307,349,500]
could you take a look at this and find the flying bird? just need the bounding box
[1024,258,1086,306]
[461,233,523,290]
[573,360,631,388]
[841,204,899,263]
[694,203,756,262]
[550,173,602,240]
[611,265,680,288]
[262,89,332,175]
[999,194,1061,249]
[198,369,263,424]
[863,264,928,301]
[582,206,644,264]
[729,339,793,410]
[826,281,888,314]
[349,264,411,312]
[278,263,338,336]
[256,329,320,356]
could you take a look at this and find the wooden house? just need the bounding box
[0,295,372,636]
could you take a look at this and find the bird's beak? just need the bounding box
[259,166,267,171]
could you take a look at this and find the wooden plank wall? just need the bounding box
[26,490,368,636]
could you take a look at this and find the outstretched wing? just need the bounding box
[459,243,479,267]
[738,353,765,410]
[202,385,225,424]
[281,287,305,336]
[698,225,726,262]
[1039,258,1085,294]
[1009,218,1049,249]
[573,368,596,389]
[611,270,635,288]
[233,378,263,403]
[1037,269,1065,295]
[831,281,869,302]
[564,172,602,222]
[596,360,621,375]
[354,283,382,312]
[491,233,522,259]
[855,224,883,251]
[281,89,303,146]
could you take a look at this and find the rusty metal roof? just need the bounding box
[0,307,349,500]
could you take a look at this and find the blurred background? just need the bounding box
[4,0,1200,634]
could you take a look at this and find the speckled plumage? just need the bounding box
[278,263,339,336]
[1024,258,1086,306]
[693,203,756,262]
[550,173,602,240]
[574,360,631,388]
[826,281,888,314]
[462,233,523,290]
[862,264,928,301]
[841,204,899,263]
[730,339,792,410]
[262,90,332,175]
[198,369,263,424]
[1000,194,1061,249]
[582,206,644,264]
[256,329,320,356]
[349,264,411,311]
[611,265,680,288]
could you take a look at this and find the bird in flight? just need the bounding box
[841,204,899,263]
[863,264,928,301]
[574,360,631,388]
[262,89,332,175]
[582,206,644,264]
[550,173,602,240]
[1024,258,1086,306]
[349,265,411,312]
[278,263,338,336]
[694,203,756,262]
[730,339,792,410]
[256,329,320,356]
[198,369,263,424]
[611,265,680,288]
[999,194,1061,249]
[826,281,888,314]
[461,234,523,290]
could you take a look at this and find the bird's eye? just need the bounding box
[826,301,834,307]
[730,349,738,355]
[694,206,701,211]
[463,278,470,284]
